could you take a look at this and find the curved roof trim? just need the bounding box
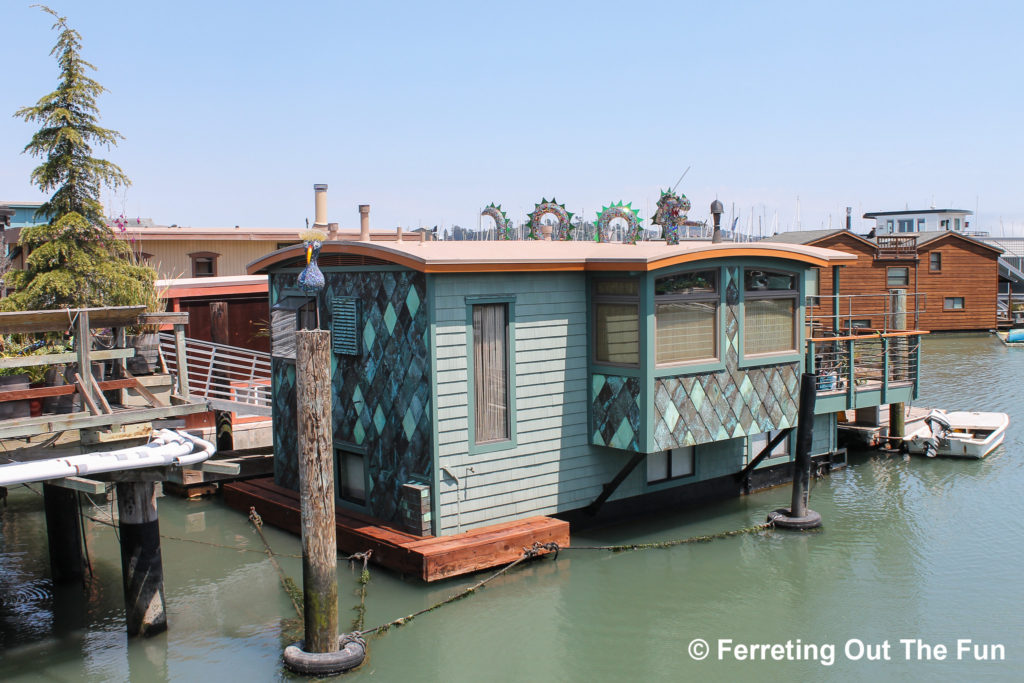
[247,240,855,275]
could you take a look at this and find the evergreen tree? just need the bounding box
[3,6,156,312]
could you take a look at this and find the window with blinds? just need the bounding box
[472,303,510,444]
[654,270,718,365]
[743,269,798,356]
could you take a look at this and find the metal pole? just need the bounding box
[295,329,338,653]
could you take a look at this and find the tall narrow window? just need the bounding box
[473,303,510,444]
[743,269,798,356]
[930,252,942,272]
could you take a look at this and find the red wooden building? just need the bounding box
[767,229,1002,332]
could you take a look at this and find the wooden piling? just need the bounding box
[116,481,167,637]
[889,289,907,439]
[296,329,338,653]
[43,483,85,583]
[789,372,818,518]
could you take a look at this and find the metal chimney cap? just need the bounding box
[314,184,328,191]
[710,199,724,215]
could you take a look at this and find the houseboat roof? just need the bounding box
[863,209,973,218]
[122,225,421,242]
[247,239,857,275]
[765,228,1002,254]
[156,274,268,299]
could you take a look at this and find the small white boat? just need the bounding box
[902,409,1009,459]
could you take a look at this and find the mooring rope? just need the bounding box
[349,551,372,633]
[561,521,775,551]
[249,507,303,618]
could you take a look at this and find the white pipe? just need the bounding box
[0,429,215,487]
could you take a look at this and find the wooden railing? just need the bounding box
[875,235,918,259]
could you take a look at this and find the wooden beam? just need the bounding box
[0,306,145,334]
[49,476,108,494]
[0,347,135,370]
[139,312,189,326]
[0,402,209,439]
[88,373,113,414]
[0,379,136,403]
[122,369,165,408]
[74,373,101,416]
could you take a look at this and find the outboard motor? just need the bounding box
[922,410,952,458]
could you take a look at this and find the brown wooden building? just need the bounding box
[767,229,1002,332]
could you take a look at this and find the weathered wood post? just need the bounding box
[209,302,233,451]
[889,289,907,440]
[295,329,338,653]
[116,480,167,636]
[43,483,84,582]
[768,372,822,529]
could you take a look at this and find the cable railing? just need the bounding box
[806,330,923,400]
[158,334,272,416]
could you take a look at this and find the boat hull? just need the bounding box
[903,410,1009,459]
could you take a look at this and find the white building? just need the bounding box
[863,209,974,235]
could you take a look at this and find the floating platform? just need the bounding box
[837,404,932,448]
[223,477,569,582]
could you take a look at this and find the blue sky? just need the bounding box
[2,1,1023,235]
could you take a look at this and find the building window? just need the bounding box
[276,241,299,250]
[472,302,511,444]
[944,297,965,310]
[954,218,961,231]
[270,295,317,359]
[593,279,640,366]
[917,218,925,230]
[647,446,695,483]
[930,252,942,272]
[749,430,790,459]
[897,219,914,233]
[337,448,366,505]
[886,267,909,288]
[743,269,798,356]
[188,251,219,277]
[297,299,318,330]
[654,270,718,365]
[940,219,950,229]
[846,319,872,330]
[806,268,820,308]
[886,219,894,232]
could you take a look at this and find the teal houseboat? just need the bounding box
[250,237,909,537]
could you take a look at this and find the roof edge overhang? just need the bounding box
[247,241,856,275]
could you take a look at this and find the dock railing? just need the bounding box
[806,330,925,406]
[807,292,926,334]
[158,334,272,416]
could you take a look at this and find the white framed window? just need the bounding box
[743,269,798,356]
[593,279,640,366]
[944,297,965,310]
[647,446,695,483]
[654,270,718,366]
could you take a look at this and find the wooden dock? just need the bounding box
[222,477,569,582]
[837,404,932,448]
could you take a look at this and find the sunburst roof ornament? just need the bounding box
[526,198,574,240]
[595,201,643,244]
[481,203,512,240]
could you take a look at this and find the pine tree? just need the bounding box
[3,6,156,312]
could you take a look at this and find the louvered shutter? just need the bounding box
[332,297,359,355]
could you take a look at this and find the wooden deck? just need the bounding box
[222,477,569,582]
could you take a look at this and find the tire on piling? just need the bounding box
[283,634,366,675]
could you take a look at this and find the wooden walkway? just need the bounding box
[223,477,569,582]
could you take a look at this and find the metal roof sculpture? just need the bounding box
[526,198,574,240]
[652,189,691,245]
[481,203,513,240]
[595,201,643,244]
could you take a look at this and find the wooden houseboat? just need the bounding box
[226,234,930,578]
[766,229,1002,332]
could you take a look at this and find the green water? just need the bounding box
[1,333,1022,681]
